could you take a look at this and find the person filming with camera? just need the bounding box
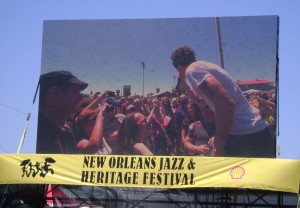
[100,94,126,154]
[74,91,125,154]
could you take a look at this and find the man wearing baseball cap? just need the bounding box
[36,70,88,154]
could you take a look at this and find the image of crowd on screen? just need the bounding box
[37,70,276,157]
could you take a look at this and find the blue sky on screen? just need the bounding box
[41,16,277,96]
[0,0,299,159]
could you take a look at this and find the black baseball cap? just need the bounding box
[39,70,88,90]
[103,97,121,107]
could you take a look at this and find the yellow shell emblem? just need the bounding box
[229,166,246,179]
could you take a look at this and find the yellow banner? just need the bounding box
[0,154,299,193]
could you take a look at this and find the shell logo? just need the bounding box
[229,166,246,179]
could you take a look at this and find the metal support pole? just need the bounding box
[141,61,146,97]
[215,17,224,69]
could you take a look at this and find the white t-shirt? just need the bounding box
[95,137,112,155]
[186,60,267,135]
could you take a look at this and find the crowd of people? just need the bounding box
[36,46,277,158]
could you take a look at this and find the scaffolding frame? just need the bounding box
[1,185,298,208]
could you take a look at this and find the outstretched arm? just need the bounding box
[77,103,108,153]
[200,76,235,156]
[76,91,108,121]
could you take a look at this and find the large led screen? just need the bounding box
[37,16,278,158]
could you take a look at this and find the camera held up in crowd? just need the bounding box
[102,95,121,113]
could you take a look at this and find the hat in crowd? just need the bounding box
[40,70,88,90]
[171,97,178,103]
[152,98,159,103]
[115,113,126,124]
[103,97,121,107]
[134,98,141,103]
[126,104,136,114]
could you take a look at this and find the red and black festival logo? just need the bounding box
[20,157,56,178]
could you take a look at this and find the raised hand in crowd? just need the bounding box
[76,91,108,122]
[76,103,111,154]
